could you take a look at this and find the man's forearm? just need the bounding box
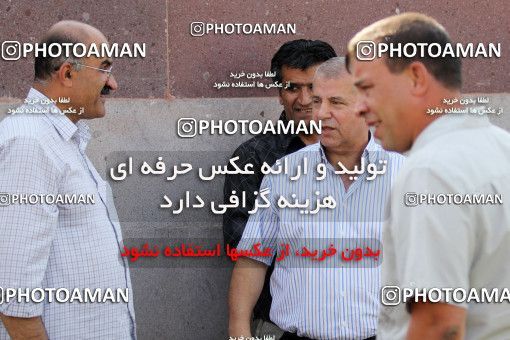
[407,302,466,340]
[228,257,268,337]
[0,314,48,340]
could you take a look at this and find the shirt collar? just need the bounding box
[27,87,91,152]
[318,131,381,170]
[364,131,382,163]
[409,114,490,156]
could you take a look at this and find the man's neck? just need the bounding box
[324,135,369,190]
[32,83,79,124]
[410,89,462,145]
[326,144,367,171]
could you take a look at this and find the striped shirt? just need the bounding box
[238,136,404,339]
[0,88,136,339]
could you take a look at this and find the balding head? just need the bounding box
[32,21,116,123]
[46,20,106,45]
[34,20,106,81]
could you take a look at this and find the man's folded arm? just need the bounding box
[407,302,466,340]
[228,257,268,337]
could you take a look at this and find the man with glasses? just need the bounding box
[0,21,136,339]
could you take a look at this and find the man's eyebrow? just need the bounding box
[285,81,312,86]
[101,59,113,67]
[329,96,347,102]
[354,79,367,87]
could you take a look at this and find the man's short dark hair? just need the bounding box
[271,39,337,83]
[347,12,462,90]
[34,33,81,81]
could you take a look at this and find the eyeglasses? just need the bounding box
[72,62,113,80]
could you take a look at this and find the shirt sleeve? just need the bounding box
[0,137,60,317]
[236,174,279,266]
[222,144,264,248]
[390,166,474,309]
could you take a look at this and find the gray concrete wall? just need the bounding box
[1,95,509,339]
[0,1,509,339]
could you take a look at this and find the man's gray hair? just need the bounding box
[315,56,348,79]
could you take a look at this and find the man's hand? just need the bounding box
[407,302,466,340]
[228,257,268,337]
[0,314,48,340]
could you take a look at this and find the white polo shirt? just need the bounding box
[378,114,510,340]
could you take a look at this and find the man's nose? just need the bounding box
[354,96,368,117]
[106,74,118,91]
[298,86,313,106]
[314,102,330,121]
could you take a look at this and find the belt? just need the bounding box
[281,332,376,340]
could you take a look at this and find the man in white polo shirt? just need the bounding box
[347,12,510,340]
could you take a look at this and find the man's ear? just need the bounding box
[405,61,429,97]
[56,62,74,87]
